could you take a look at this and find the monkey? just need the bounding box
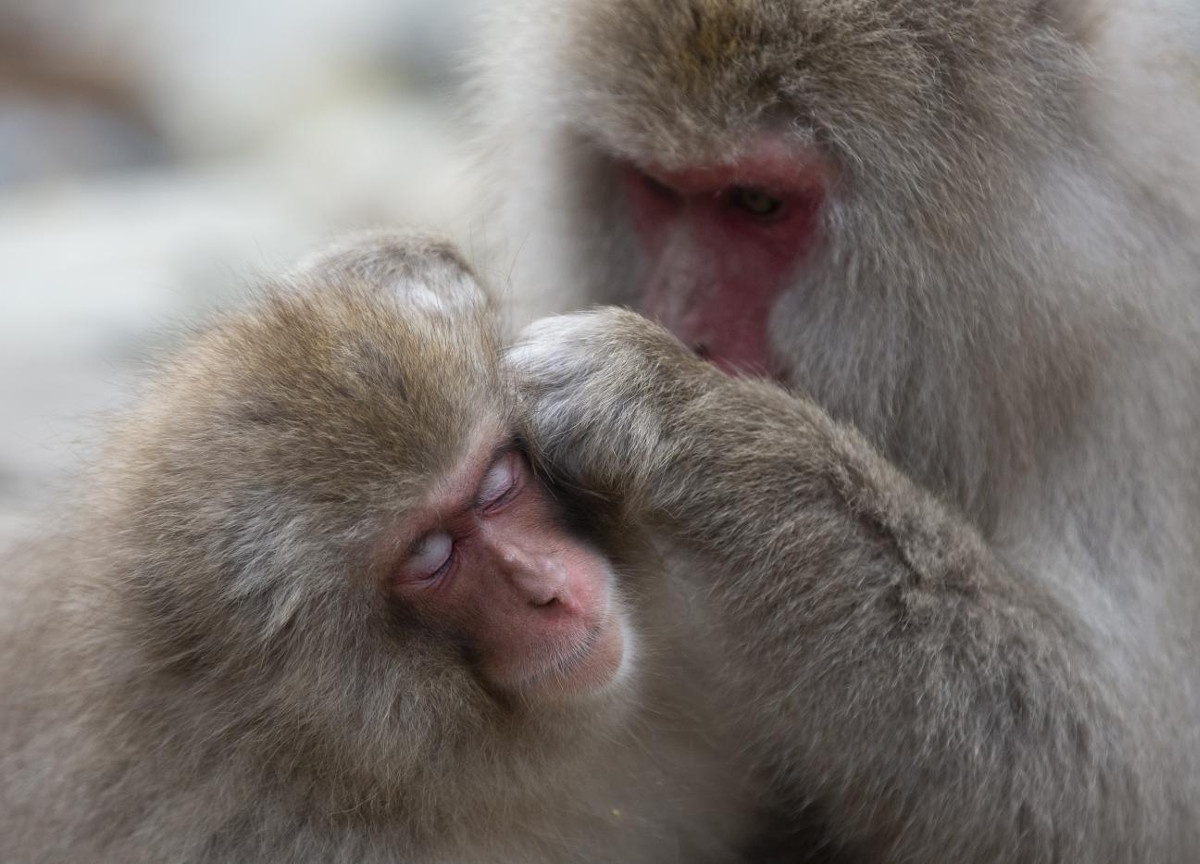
[0,232,765,863]
[480,0,1200,861]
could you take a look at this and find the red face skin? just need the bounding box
[386,428,626,702]
[621,138,829,376]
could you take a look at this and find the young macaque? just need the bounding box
[0,233,759,863]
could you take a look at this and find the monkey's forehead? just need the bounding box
[144,287,508,494]
[293,230,492,319]
[518,0,1079,169]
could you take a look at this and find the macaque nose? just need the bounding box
[496,540,568,608]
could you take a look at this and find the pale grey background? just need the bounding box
[0,0,494,546]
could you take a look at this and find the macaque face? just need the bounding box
[156,234,637,722]
[618,138,830,378]
[383,423,627,703]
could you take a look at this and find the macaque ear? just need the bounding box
[293,229,490,316]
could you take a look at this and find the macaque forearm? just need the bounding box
[651,375,997,597]
[511,308,1155,862]
[647,378,1152,862]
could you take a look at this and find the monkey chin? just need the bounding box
[517,612,632,706]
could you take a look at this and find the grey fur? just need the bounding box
[486,0,1200,860]
[0,234,759,863]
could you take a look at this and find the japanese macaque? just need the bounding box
[0,234,761,863]
[484,0,1200,861]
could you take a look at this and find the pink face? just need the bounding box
[384,430,626,702]
[620,138,829,377]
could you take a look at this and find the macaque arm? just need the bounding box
[510,307,1154,863]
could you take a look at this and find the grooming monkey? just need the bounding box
[0,234,762,863]
[484,0,1200,861]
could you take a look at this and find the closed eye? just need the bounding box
[476,450,524,514]
[404,530,454,582]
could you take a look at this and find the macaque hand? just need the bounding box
[507,307,714,506]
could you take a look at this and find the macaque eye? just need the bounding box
[624,165,679,205]
[640,171,676,200]
[477,450,522,512]
[727,186,783,218]
[407,531,454,581]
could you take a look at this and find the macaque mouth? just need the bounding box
[691,342,776,380]
[519,613,626,699]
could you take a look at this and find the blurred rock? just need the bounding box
[0,131,480,532]
[0,0,486,548]
[0,95,167,186]
[0,0,482,161]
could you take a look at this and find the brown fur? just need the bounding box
[0,233,759,863]
[485,0,1200,860]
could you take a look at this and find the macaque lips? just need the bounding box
[513,611,627,701]
[621,143,828,378]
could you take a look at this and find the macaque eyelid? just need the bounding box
[640,171,677,200]
[401,530,455,584]
[476,450,524,513]
[620,164,680,202]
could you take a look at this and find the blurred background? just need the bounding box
[0,0,491,546]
